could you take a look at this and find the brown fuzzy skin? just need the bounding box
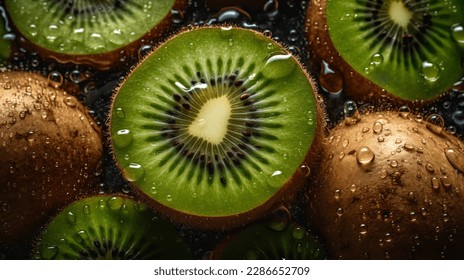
[305,0,446,108]
[206,0,268,13]
[0,71,103,248]
[5,0,188,70]
[306,111,464,259]
[109,26,327,231]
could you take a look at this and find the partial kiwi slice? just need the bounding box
[306,0,464,103]
[4,0,187,69]
[110,26,322,230]
[307,110,464,259]
[33,195,191,259]
[0,71,102,250]
[211,221,326,260]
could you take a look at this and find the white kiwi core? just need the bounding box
[389,1,413,28]
[188,95,232,144]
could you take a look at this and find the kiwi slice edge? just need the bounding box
[110,25,324,230]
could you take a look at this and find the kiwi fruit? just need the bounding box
[0,71,102,250]
[4,0,188,69]
[33,195,191,259]
[306,0,464,104]
[211,219,326,260]
[110,26,323,230]
[306,110,464,259]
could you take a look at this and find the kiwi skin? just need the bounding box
[4,0,188,70]
[0,71,103,254]
[110,26,327,232]
[305,0,462,107]
[306,110,464,259]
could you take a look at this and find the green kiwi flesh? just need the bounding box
[34,195,191,260]
[4,0,184,68]
[110,26,319,228]
[324,0,464,101]
[212,222,326,260]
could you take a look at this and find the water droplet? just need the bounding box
[263,0,279,20]
[298,164,311,177]
[403,143,415,151]
[123,163,145,182]
[112,129,133,148]
[426,163,435,173]
[262,52,296,79]
[451,24,464,46]
[138,45,153,59]
[441,176,452,189]
[372,121,383,134]
[344,100,360,124]
[420,207,428,217]
[107,196,124,210]
[426,114,445,135]
[63,96,77,107]
[444,148,464,173]
[350,184,357,193]
[83,205,90,215]
[47,71,63,88]
[443,212,450,222]
[357,146,375,164]
[115,107,125,119]
[166,194,173,202]
[371,53,383,65]
[41,246,58,260]
[267,206,291,231]
[390,160,398,168]
[336,207,344,217]
[334,189,341,199]
[319,60,343,95]
[420,61,440,82]
[398,106,410,118]
[385,232,392,242]
[66,211,76,225]
[360,224,368,235]
[431,177,440,190]
[409,211,417,222]
[292,227,305,239]
[267,170,285,188]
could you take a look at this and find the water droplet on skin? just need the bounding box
[344,100,360,124]
[63,96,77,107]
[298,164,311,177]
[357,146,375,164]
[431,177,440,190]
[444,148,464,173]
[138,45,153,59]
[267,206,291,231]
[390,160,398,168]
[319,60,343,95]
[350,184,357,193]
[443,212,450,222]
[41,246,58,260]
[372,121,383,133]
[115,107,125,119]
[403,143,415,151]
[267,170,285,188]
[421,207,428,217]
[426,114,445,135]
[123,163,145,182]
[263,0,279,20]
[66,211,76,225]
[107,196,124,210]
[166,194,172,202]
[336,207,344,217]
[334,189,341,199]
[360,224,368,235]
[112,129,133,148]
[398,105,411,118]
[83,205,90,215]
[47,71,63,88]
[262,52,296,79]
[426,163,435,173]
[420,61,440,82]
[410,211,417,222]
[451,24,464,46]
[441,176,452,189]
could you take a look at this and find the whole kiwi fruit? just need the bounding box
[33,195,192,260]
[110,26,324,230]
[306,0,464,104]
[0,71,102,253]
[306,110,464,259]
[4,0,188,69]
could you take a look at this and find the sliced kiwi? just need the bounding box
[211,221,326,260]
[0,71,102,250]
[110,26,322,229]
[4,0,187,69]
[307,110,464,259]
[33,195,191,259]
[306,0,464,103]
